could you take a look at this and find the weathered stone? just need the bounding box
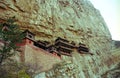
[0,0,120,78]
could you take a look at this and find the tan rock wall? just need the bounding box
[24,44,61,73]
[0,0,111,41]
[0,0,117,78]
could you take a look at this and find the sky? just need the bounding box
[89,0,120,40]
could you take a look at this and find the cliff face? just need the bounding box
[0,0,111,41]
[102,43,120,78]
[0,0,117,78]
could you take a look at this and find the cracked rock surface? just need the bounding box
[1,0,119,78]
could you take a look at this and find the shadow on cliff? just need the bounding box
[102,63,120,78]
[0,59,32,78]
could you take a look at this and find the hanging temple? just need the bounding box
[20,30,93,57]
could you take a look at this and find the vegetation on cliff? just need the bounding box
[0,60,31,78]
[102,63,120,78]
[0,17,24,65]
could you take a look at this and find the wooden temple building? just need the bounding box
[20,30,91,57]
[55,37,76,56]
[78,43,89,53]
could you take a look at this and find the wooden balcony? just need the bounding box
[55,37,75,49]
[55,37,69,43]
[60,51,72,56]
[78,45,89,52]
[47,45,57,53]
[34,41,48,50]
[57,46,72,54]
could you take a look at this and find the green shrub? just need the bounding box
[18,69,31,78]
[0,61,31,78]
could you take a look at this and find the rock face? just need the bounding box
[102,52,120,78]
[0,0,111,41]
[102,45,120,78]
[0,0,118,78]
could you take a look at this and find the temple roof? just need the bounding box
[23,29,35,36]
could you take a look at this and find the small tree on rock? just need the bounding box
[0,17,24,65]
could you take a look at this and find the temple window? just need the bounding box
[28,34,33,39]
[23,30,35,40]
